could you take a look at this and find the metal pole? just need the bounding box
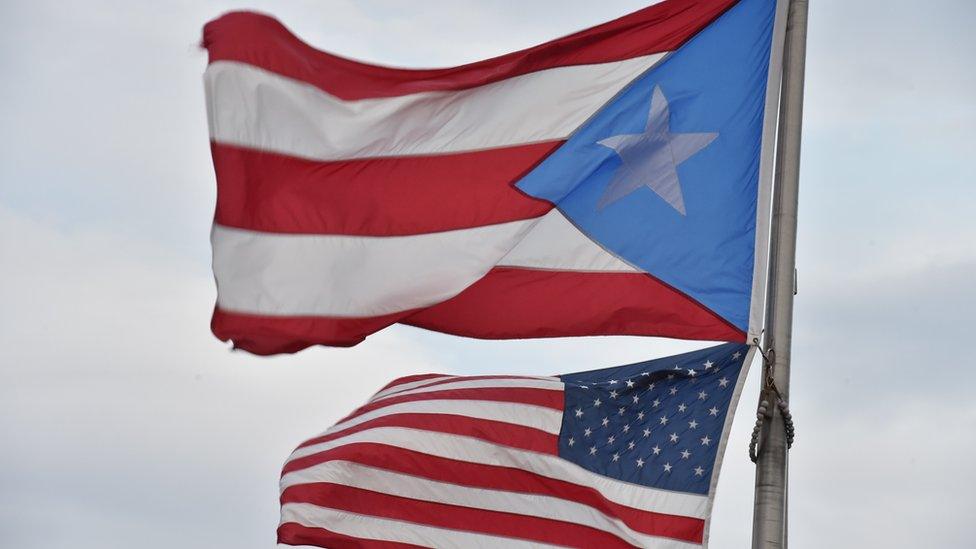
[752,0,808,547]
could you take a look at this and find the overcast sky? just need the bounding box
[1,0,974,547]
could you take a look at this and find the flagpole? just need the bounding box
[752,0,808,547]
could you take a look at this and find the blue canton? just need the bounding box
[559,343,749,495]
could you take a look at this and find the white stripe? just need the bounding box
[327,398,564,436]
[212,211,650,317]
[206,55,665,161]
[212,219,535,317]
[282,460,701,549]
[281,503,562,549]
[499,210,639,272]
[372,375,560,401]
[372,375,457,400]
[370,377,565,403]
[329,378,566,444]
[286,426,709,519]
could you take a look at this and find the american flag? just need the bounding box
[278,342,753,548]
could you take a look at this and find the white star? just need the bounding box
[625,379,635,388]
[698,390,708,400]
[628,441,636,450]
[659,415,669,425]
[680,449,691,459]
[643,428,652,437]
[641,372,650,377]
[673,365,682,370]
[594,398,602,407]
[701,436,712,446]
[636,458,645,468]
[602,417,610,427]
[719,377,730,388]
[589,446,598,455]
[575,408,584,418]
[732,351,742,360]
[652,399,661,407]
[609,390,618,399]
[669,433,679,443]
[709,407,720,416]
[669,387,678,396]
[687,369,697,377]
[596,86,718,213]
[648,383,655,391]
[622,424,630,433]
[663,462,673,473]
[632,395,640,404]
[652,445,661,455]
[694,466,705,476]
[618,407,626,416]
[678,403,687,413]
[609,379,619,385]
[688,419,698,429]
[584,428,593,437]
[703,360,714,370]
[612,452,620,462]
[637,411,645,421]
[568,437,575,446]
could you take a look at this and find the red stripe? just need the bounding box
[338,386,564,425]
[281,483,638,548]
[212,268,744,355]
[210,306,416,355]
[290,413,558,458]
[375,373,450,395]
[373,374,558,400]
[283,442,703,544]
[203,0,737,100]
[406,267,747,342]
[212,142,556,236]
[278,522,428,548]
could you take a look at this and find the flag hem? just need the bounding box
[700,344,758,547]
[747,0,789,342]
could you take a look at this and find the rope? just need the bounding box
[749,338,796,463]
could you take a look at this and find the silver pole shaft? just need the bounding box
[752,0,808,547]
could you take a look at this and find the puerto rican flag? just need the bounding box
[203,0,786,355]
